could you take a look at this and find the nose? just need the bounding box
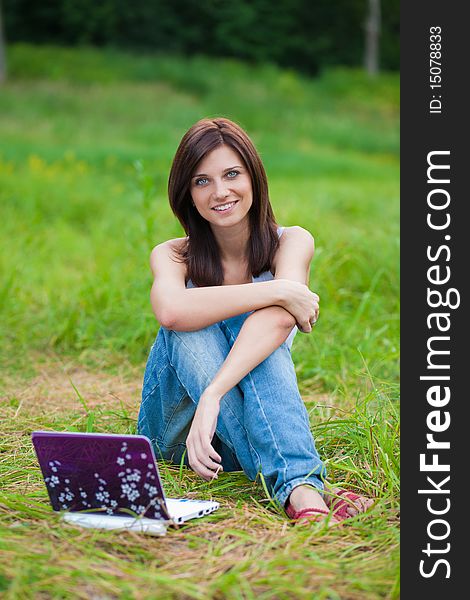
[213,179,230,200]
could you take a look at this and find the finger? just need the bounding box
[196,436,223,472]
[186,441,199,471]
[308,312,318,329]
[200,449,223,471]
[188,437,205,471]
[201,455,223,471]
[189,443,218,480]
[207,444,222,465]
[209,448,224,471]
[192,459,219,481]
[187,444,198,473]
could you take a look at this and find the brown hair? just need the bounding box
[168,117,279,287]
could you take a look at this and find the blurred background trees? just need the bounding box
[0,1,6,82]
[2,0,398,76]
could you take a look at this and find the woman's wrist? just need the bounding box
[201,384,223,404]
[270,279,288,308]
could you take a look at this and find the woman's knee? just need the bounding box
[161,323,223,348]
[160,323,231,377]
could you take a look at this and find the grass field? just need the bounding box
[0,45,399,598]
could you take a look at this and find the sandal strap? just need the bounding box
[332,489,364,520]
[336,489,360,502]
[287,506,329,520]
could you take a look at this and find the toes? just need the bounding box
[361,498,374,511]
[327,488,374,519]
[345,496,372,517]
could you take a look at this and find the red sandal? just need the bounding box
[330,489,371,521]
[285,502,339,525]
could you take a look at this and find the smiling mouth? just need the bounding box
[211,200,238,212]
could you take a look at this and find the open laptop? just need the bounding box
[32,431,219,535]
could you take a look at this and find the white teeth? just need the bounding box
[213,202,235,212]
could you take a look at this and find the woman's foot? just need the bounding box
[323,486,374,520]
[285,485,340,525]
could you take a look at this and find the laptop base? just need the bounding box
[61,512,168,536]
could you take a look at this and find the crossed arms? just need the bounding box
[150,226,319,400]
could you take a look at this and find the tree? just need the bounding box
[0,0,6,83]
[364,0,381,75]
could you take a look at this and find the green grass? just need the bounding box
[0,44,399,598]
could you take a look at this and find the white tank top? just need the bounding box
[186,226,298,349]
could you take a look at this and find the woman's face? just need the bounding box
[190,144,253,228]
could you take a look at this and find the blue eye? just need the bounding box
[194,171,239,185]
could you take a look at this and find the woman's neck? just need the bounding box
[211,220,250,263]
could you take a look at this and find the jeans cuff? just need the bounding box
[275,475,325,510]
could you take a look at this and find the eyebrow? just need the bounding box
[192,165,243,179]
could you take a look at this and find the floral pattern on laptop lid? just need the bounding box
[32,432,170,520]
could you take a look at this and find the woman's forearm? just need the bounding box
[152,279,286,331]
[204,306,296,399]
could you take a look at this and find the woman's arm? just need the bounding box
[149,239,313,331]
[204,226,317,399]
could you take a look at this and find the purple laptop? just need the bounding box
[32,431,219,529]
[32,431,221,534]
[32,431,172,521]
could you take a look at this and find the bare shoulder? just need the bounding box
[275,226,315,262]
[149,237,188,278]
[280,225,314,247]
[273,226,315,281]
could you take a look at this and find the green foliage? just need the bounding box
[0,44,399,393]
[3,0,400,73]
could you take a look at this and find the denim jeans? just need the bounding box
[137,312,326,508]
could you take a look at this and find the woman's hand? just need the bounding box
[276,279,320,334]
[186,389,224,481]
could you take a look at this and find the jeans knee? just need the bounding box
[218,312,252,343]
[161,323,231,377]
[161,323,221,348]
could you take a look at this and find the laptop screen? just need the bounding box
[32,431,170,520]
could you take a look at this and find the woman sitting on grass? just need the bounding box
[138,117,373,524]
